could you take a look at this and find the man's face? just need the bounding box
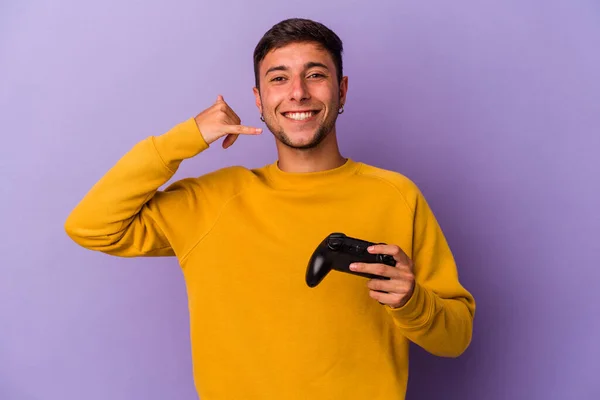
[253,42,348,150]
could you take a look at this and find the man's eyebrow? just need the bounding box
[264,62,330,76]
[305,62,329,71]
[265,65,288,76]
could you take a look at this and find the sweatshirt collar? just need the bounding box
[264,158,360,190]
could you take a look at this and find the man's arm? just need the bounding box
[64,96,262,257]
[351,191,475,357]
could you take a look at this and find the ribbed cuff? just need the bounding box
[152,117,209,172]
[385,282,435,330]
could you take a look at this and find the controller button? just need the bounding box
[376,254,392,264]
[327,238,343,250]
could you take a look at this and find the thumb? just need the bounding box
[216,95,225,103]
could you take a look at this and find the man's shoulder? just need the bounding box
[196,165,257,186]
[355,162,423,202]
[166,165,259,200]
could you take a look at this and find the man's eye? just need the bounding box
[308,73,325,78]
[271,77,286,82]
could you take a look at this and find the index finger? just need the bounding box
[349,261,402,279]
[222,124,263,135]
[367,244,412,267]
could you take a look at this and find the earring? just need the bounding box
[338,104,345,114]
[260,115,265,122]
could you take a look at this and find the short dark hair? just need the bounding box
[253,18,344,90]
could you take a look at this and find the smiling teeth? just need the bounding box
[286,112,314,121]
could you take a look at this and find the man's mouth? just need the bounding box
[281,110,321,121]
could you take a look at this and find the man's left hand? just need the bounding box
[349,244,415,309]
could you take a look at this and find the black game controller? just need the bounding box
[305,233,397,288]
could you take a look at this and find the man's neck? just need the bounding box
[275,132,346,173]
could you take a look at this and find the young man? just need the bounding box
[65,18,475,400]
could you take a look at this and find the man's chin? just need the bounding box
[282,140,319,150]
[278,131,328,150]
[264,118,333,150]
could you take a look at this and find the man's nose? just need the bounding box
[289,77,310,102]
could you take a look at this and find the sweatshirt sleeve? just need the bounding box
[64,117,210,258]
[386,190,476,357]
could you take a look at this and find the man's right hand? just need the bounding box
[194,95,263,149]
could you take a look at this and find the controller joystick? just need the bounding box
[305,232,396,288]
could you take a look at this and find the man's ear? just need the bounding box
[253,87,263,115]
[339,76,349,107]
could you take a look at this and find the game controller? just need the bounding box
[305,232,397,288]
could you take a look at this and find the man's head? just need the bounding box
[252,18,348,150]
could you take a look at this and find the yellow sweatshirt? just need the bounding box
[65,117,475,400]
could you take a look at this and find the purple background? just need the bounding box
[2,1,599,399]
